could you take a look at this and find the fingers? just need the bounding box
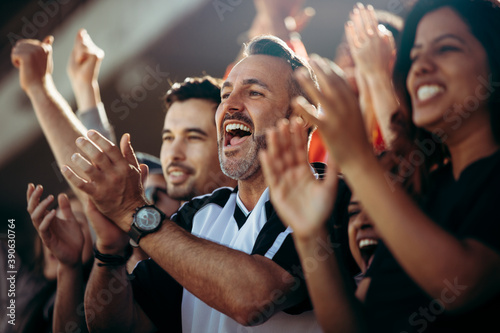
[43,35,54,45]
[37,209,56,241]
[27,184,55,230]
[277,119,295,168]
[26,183,35,205]
[294,67,322,107]
[350,7,367,43]
[308,56,352,112]
[27,184,46,214]
[365,5,379,34]
[323,155,340,193]
[360,4,377,36]
[76,130,120,169]
[120,133,140,169]
[290,117,309,167]
[260,131,281,189]
[61,165,96,195]
[265,125,284,176]
[71,152,100,180]
[292,96,321,130]
[58,193,77,223]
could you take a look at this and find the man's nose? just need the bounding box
[165,138,186,161]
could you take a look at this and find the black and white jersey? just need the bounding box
[132,187,321,333]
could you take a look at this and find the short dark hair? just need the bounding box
[164,75,222,110]
[243,35,318,106]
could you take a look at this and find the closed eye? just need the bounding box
[162,135,174,142]
[250,91,264,97]
[437,45,461,54]
[348,209,361,219]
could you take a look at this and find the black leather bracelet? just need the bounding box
[93,244,133,267]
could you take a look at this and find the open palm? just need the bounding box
[260,118,338,239]
[27,184,84,266]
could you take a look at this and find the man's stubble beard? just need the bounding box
[218,134,267,181]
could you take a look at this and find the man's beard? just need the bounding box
[218,134,266,181]
[166,182,198,202]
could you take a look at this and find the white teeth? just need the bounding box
[358,239,378,249]
[417,85,444,102]
[225,123,251,133]
[170,171,185,177]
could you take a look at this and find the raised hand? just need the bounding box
[259,117,338,240]
[67,29,105,110]
[250,0,314,40]
[345,4,395,76]
[27,184,84,267]
[345,4,399,147]
[11,36,54,93]
[294,55,373,169]
[61,130,148,232]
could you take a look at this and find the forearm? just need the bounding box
[71,79,101,111]
[343,154,497,307]
[364,71,398,146]
[54,263,88,333]
[26,76,89,200]
[141,221,296,325]
[76,102,116,143]
[84,262,141,332]
[294,228,367,333]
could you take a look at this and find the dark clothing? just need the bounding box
[364,150,500,332]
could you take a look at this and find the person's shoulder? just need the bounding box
[172,187,236,221]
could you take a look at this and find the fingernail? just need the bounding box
[61,166,69,173]
[71,153,78,162]
[88,130,97,138]
[76,137,84,145]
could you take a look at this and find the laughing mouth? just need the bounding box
[417,84,444,102]
[225,122,253,147]
[358,238,379,268]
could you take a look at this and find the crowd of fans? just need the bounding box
[1,0,500,332]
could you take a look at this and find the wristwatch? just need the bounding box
[128,205,166,247]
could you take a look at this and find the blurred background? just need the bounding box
[0,0,411,262]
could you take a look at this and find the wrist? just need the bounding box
[95,239,129,256]
[25,74,54,98]
[57,260,83,274]
[72,81,101,111]
[364,69,392,82]
[249,14,289,41]
[94,243,133,267]
[294,227,334,254]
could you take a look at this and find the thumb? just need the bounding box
[58,193,77,222]
[120,133,139,168]
[139,164,149,187]
[43,35,54,45]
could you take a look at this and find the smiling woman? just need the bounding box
[259,0,500,332]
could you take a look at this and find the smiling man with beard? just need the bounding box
[60,36,322,333]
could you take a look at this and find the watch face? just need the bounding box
[135,207,162,231]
